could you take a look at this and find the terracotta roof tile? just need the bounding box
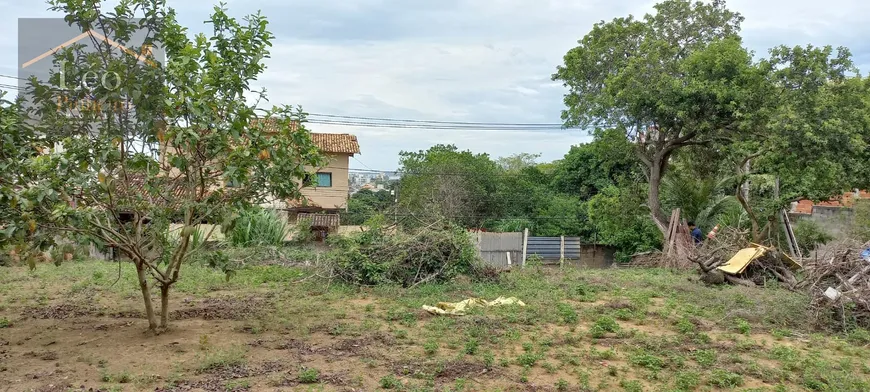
[309,133,360,155]
[251,118,360,155]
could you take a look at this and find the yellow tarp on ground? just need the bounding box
[717,243,802,275]
[422,297,526,315]
[718,246,768,275]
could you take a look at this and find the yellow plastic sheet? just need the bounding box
[422,297,526,315]
[717,246,767,275]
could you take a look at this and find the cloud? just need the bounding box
[1,0,868,169]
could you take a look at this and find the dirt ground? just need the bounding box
[1,260,869,391]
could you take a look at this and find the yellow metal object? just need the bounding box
[717,246,768,275]
[422,297,526,316]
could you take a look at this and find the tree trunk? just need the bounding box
[136,263,158,332]
[647,154,670,235]
[160,284,170,329]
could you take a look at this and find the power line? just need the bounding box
[307,119,569,131]
[307,112,564,127]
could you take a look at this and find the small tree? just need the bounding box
[15,0,323,332]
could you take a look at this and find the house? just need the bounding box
[156,119,360,218]
[287,132,361,216]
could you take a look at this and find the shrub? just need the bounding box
[227,207,288,247]
[380,375,401,389]
[708,369,743,388]
[793,219,834,255]
[298,367,319,384]
[328,219,478,287]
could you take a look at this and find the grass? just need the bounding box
[2,260,869,391]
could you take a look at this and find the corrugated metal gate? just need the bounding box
[473,232,523,268]
[526,236,582,261]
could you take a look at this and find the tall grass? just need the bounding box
[227,207,289,247]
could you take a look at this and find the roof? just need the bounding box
[792,190,869,214]
[251,118,360,155]
[309,133,361,155]
[297,213,340,228]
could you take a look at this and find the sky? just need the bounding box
[2,0,869,170]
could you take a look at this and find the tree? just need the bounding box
[727,46,869,241]
[496,153,541,172]
[343,189,393,225]
[14,0,323,332]
[397,145,500,227]
[551,128,639,199]
[553,0,760,234]
[587,185,663,261]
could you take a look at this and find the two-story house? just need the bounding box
[287,132,361,217]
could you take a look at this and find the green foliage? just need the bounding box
[423,340,438,355]
[342,189,394,225]
[9,0,324,330]
[850,200,870,241]
[792,219,834,255]
[328,221,478,287]
[463,337,479,355]
[227,207,289,247]
[708,369,743,388]
[587,185,662,260]
[398,144,501,227]
[551,129,639,199]
[556,303,579,324]
[619,379,643,392]
[379,375,401,389]
[735,318,752,335]
[297,367,319,384]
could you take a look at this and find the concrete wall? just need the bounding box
[790,206,854,239]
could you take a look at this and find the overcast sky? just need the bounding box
[2,0,869,170]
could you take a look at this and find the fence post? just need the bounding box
[521,228,529,269]
[560,235,565,268]
[506,252,512,268]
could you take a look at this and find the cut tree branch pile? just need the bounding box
[803,240,870,329]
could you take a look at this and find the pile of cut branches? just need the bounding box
[326,221,479,287]
[689,227,799,288]
[803,240,870,329]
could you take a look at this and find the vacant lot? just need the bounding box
[1,259,869,392]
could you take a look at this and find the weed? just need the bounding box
[364,303,375,312]
[0,318,9,328]
[224,379,251,390]
[557,303,579,324]
[198,334,210,351]
[541,361,557,373]
[675,318,695,334]
[847,328,870,345]
[298,367,320,384]
[735,318,751,335]
[693,349,716,367]
[464,337,479,355]
[516,352,541,367]
[483,351,495,368]
[380,375,402,389]
[522,342,534,352]
[771,328,793,340]
[555,378,569,391]
[499,358,511,367]
[619,379,643,392]
[423,340,438,356]
[608,366,618,377]
[590,347,616,360]
[394,329,408,340]
[629,351,665,371]
[196,346,246,373]
[590,315,620,337]
[674,371,700,391]
[708,369,743,388]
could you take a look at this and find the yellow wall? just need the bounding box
[157,144,350,211]
[299,153,350,210]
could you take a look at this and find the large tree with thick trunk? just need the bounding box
[552,0,761,234]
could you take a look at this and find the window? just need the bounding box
[316,172,332,187]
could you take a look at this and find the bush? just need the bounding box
[227,207,288,247]
[793,219,834,255]
[328,218,478,287]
